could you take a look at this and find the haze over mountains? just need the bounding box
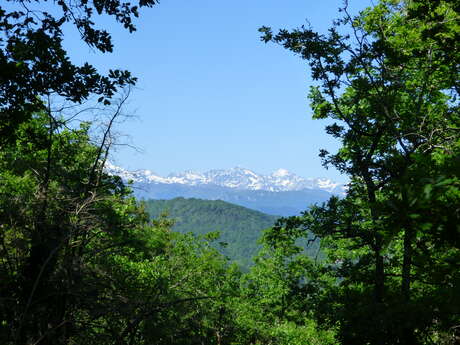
[107,163,346,216]
[107,163,345,193]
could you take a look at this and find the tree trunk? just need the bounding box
[400,187,418,345]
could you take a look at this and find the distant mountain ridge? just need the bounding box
[106,163,346,194]
[106,163,345,216]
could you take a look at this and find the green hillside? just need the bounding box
[143,197,279,268]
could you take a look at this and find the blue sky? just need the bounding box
[64,0,372,182]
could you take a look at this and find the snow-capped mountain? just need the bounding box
[105,162,346,194]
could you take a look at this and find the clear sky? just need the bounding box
[64,0,372,183]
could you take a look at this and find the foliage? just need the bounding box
[0,112,332,344]
[143,197,279,269]
[2,0,459,344]
[0,0,158,144]
[0,114,241,345]
[231,224,337,345]
[259,0,460,344]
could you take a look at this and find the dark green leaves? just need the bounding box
[0,0,156,144]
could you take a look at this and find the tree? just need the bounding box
[0,108,136,343]
[231,223,337,345]
[1,2,256,344]
[260,0,459,344]
[0,0,158,144]
[0,110,243,345]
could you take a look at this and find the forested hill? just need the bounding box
[3,0,459,343]
[143,198,279,268]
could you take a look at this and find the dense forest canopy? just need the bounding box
[259,0,460,343]
[143,197,279,269]
[0,0,459,344]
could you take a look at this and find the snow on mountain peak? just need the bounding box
[272,168,290,177]
[104,163,346,195]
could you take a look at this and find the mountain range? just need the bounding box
[106,163,346,216]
